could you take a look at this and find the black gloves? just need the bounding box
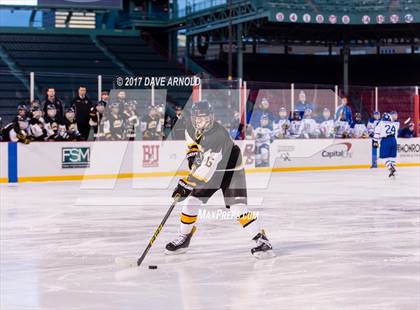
[172,178,195,202]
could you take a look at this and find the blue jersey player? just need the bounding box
[373,113,399,178]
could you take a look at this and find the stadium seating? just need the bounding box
[0,32,192,122]
[0,58,28,122]
[98,35,192,107]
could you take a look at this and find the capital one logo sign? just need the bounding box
[142,144,160,167]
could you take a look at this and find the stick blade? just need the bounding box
[115,256,138,268]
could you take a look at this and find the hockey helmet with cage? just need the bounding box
[260,114,270,127]
[17,104,28,112]
[279,106,288,119]
[17,115,29,129]
[390,110,398,121]
[191,100,214,132]
[46,104,57,118]
[110,102,120,110]
[292,110,301,121]
[382,113,391,122]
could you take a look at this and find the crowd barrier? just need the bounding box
[0,139,419,184]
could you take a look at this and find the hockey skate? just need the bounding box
[388,166,396,179]
[251,231,275,259]
[165,226,196,255]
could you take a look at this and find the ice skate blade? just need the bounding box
[252,250,276,260]
[115,256,138,268]
[164,248,188,255]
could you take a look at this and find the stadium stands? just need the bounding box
[0,31,192,122]
[0,58,28,121]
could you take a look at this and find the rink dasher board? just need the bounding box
[0,138,418,183]
[0,142,7,183]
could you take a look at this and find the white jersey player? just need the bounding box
[289,111,303,138]
[273,107,290,139]
[367,111,381,137]
[351,113,369,138]
[254,116,273,167]
[300,108,319,138]
[334,113,351,138]
[319,108,335,138]
[373,112,399,178]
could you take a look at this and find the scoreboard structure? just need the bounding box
[0,0,122,9]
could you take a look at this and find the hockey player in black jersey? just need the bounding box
[44,104,66,141]
[63,108,83,141]
[166,101,273,259]
[89,101,106,140]
[103,102,125,140]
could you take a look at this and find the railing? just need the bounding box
[0,72,418,137]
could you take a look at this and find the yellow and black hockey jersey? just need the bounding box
[185,122,242,183]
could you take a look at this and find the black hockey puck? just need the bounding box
[148,265,158,269]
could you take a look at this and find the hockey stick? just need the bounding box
[115,194,181,268]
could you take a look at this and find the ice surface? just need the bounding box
[1,167,419,310]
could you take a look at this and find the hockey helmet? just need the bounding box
[191,100,214,132]
[279,107,287,119]
[382,113,391,121]
[304,108,312,118]
[46,104,57,118]
[17,115,29,129]
[65,107,76,121]
[322,108,331,120]
[110,102,120,110]
[292,110,301,121]
[390,110,398,121]
[260,114,270,127]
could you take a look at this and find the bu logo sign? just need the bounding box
[143,145,160,167]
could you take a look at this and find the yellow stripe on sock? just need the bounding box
[181,213,197,225]
[238,212,257,228]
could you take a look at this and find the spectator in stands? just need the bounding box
[248,98,275,129]
[42,87,64,121]
[295,91,315,118]
[335,96,353,123]
[398,119,415,138]
[71,85,93,140]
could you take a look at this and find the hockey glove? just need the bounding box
[172,178,195,202]
[372,140,379,148]
[186,144,199,170]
